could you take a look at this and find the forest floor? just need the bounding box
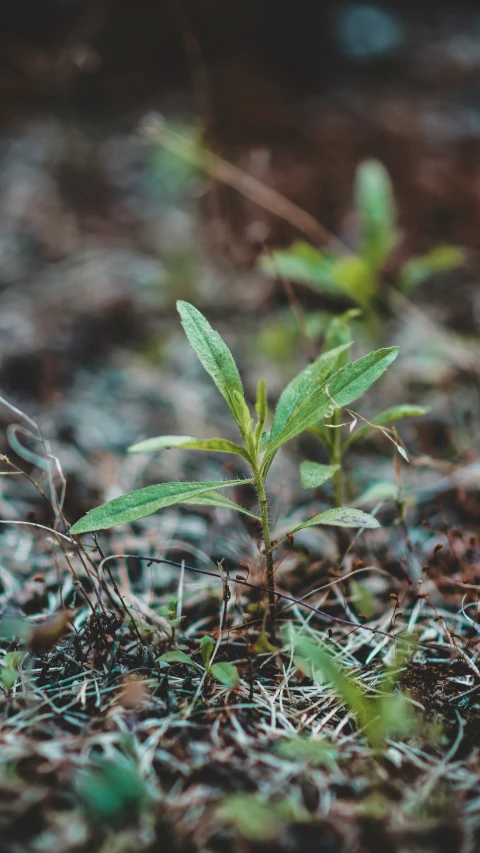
[1,16,480,851]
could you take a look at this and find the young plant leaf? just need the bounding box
[324,309,360,362]
[200,635,214,669]
[269,343,351,447]
[266,347,399,459]
[330,256,374,308]
[354,481,399,507]
[177,301,246,429]
[69,479,252,534]
[128,434,249,460]
[158,650,203,673]
[255,378,267,425]
[289,506,380,534]
[182,491,260,521]
[259,242,340,295]
[275,737,338,769]
[346,404,430,445]
[399,245,465,293]
[355,159,397,269]
[300,461,340,489]
[210,662,240,688]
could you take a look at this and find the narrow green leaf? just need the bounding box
[259,241,340,295]
[128,434,249,460]
[70,478,252,534]
[177,301,246,428]
[330,256,375,308]
[289,507,380,534]
[355,159,397,268]
[210,661,240,688]
[326,347,399,411]
[182,491,260,521]
[266,347,399,458]
[270,343,351,446]
[354,482,399,507]
[400,246,465,293]
[347,404,430,445]
[350,580,376,620]
[275,737,338,769]
[200,635,214,669]
[324,309,360,361]
[255,378,267,424]
[300,461,340,489]
[158,650,203,672]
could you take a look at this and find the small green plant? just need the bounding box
[71,301,399,638]
[76,749,151,828]
[159,634,240,688]
[299,310,429,505]
[290,629,418,749]
[260,159,464,317]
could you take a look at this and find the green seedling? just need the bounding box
[260,159,464,320]
[290,629,418,749]
[76,749,151,828]
[0,651,25,692]
[299,311,429,505]
[159,634,240,688]
[71,301,399,638]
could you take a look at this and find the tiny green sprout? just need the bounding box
[300,311,429,505]
[159,634,240,688]
[70,302,399,639]
[260,159,464,321]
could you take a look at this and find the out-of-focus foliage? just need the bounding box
[260,159,464,318]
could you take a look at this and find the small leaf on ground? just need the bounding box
[210,662,240,688]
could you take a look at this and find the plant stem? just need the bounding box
[254,471,276,642]
[331,409,343,508]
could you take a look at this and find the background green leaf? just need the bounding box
[269,343,351,447]
[300,461,340,489]
[128,434,249,459]
[355,159,397,268]
[400,245,465,292]
[182,490,260,520]
[70,478,252,533]
[289,506,380,534]
[259,241,339,294]
[210,661,240,687]
[347,404,430,445]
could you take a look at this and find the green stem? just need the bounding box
[254,471,276,643]
[331,410,343,508]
